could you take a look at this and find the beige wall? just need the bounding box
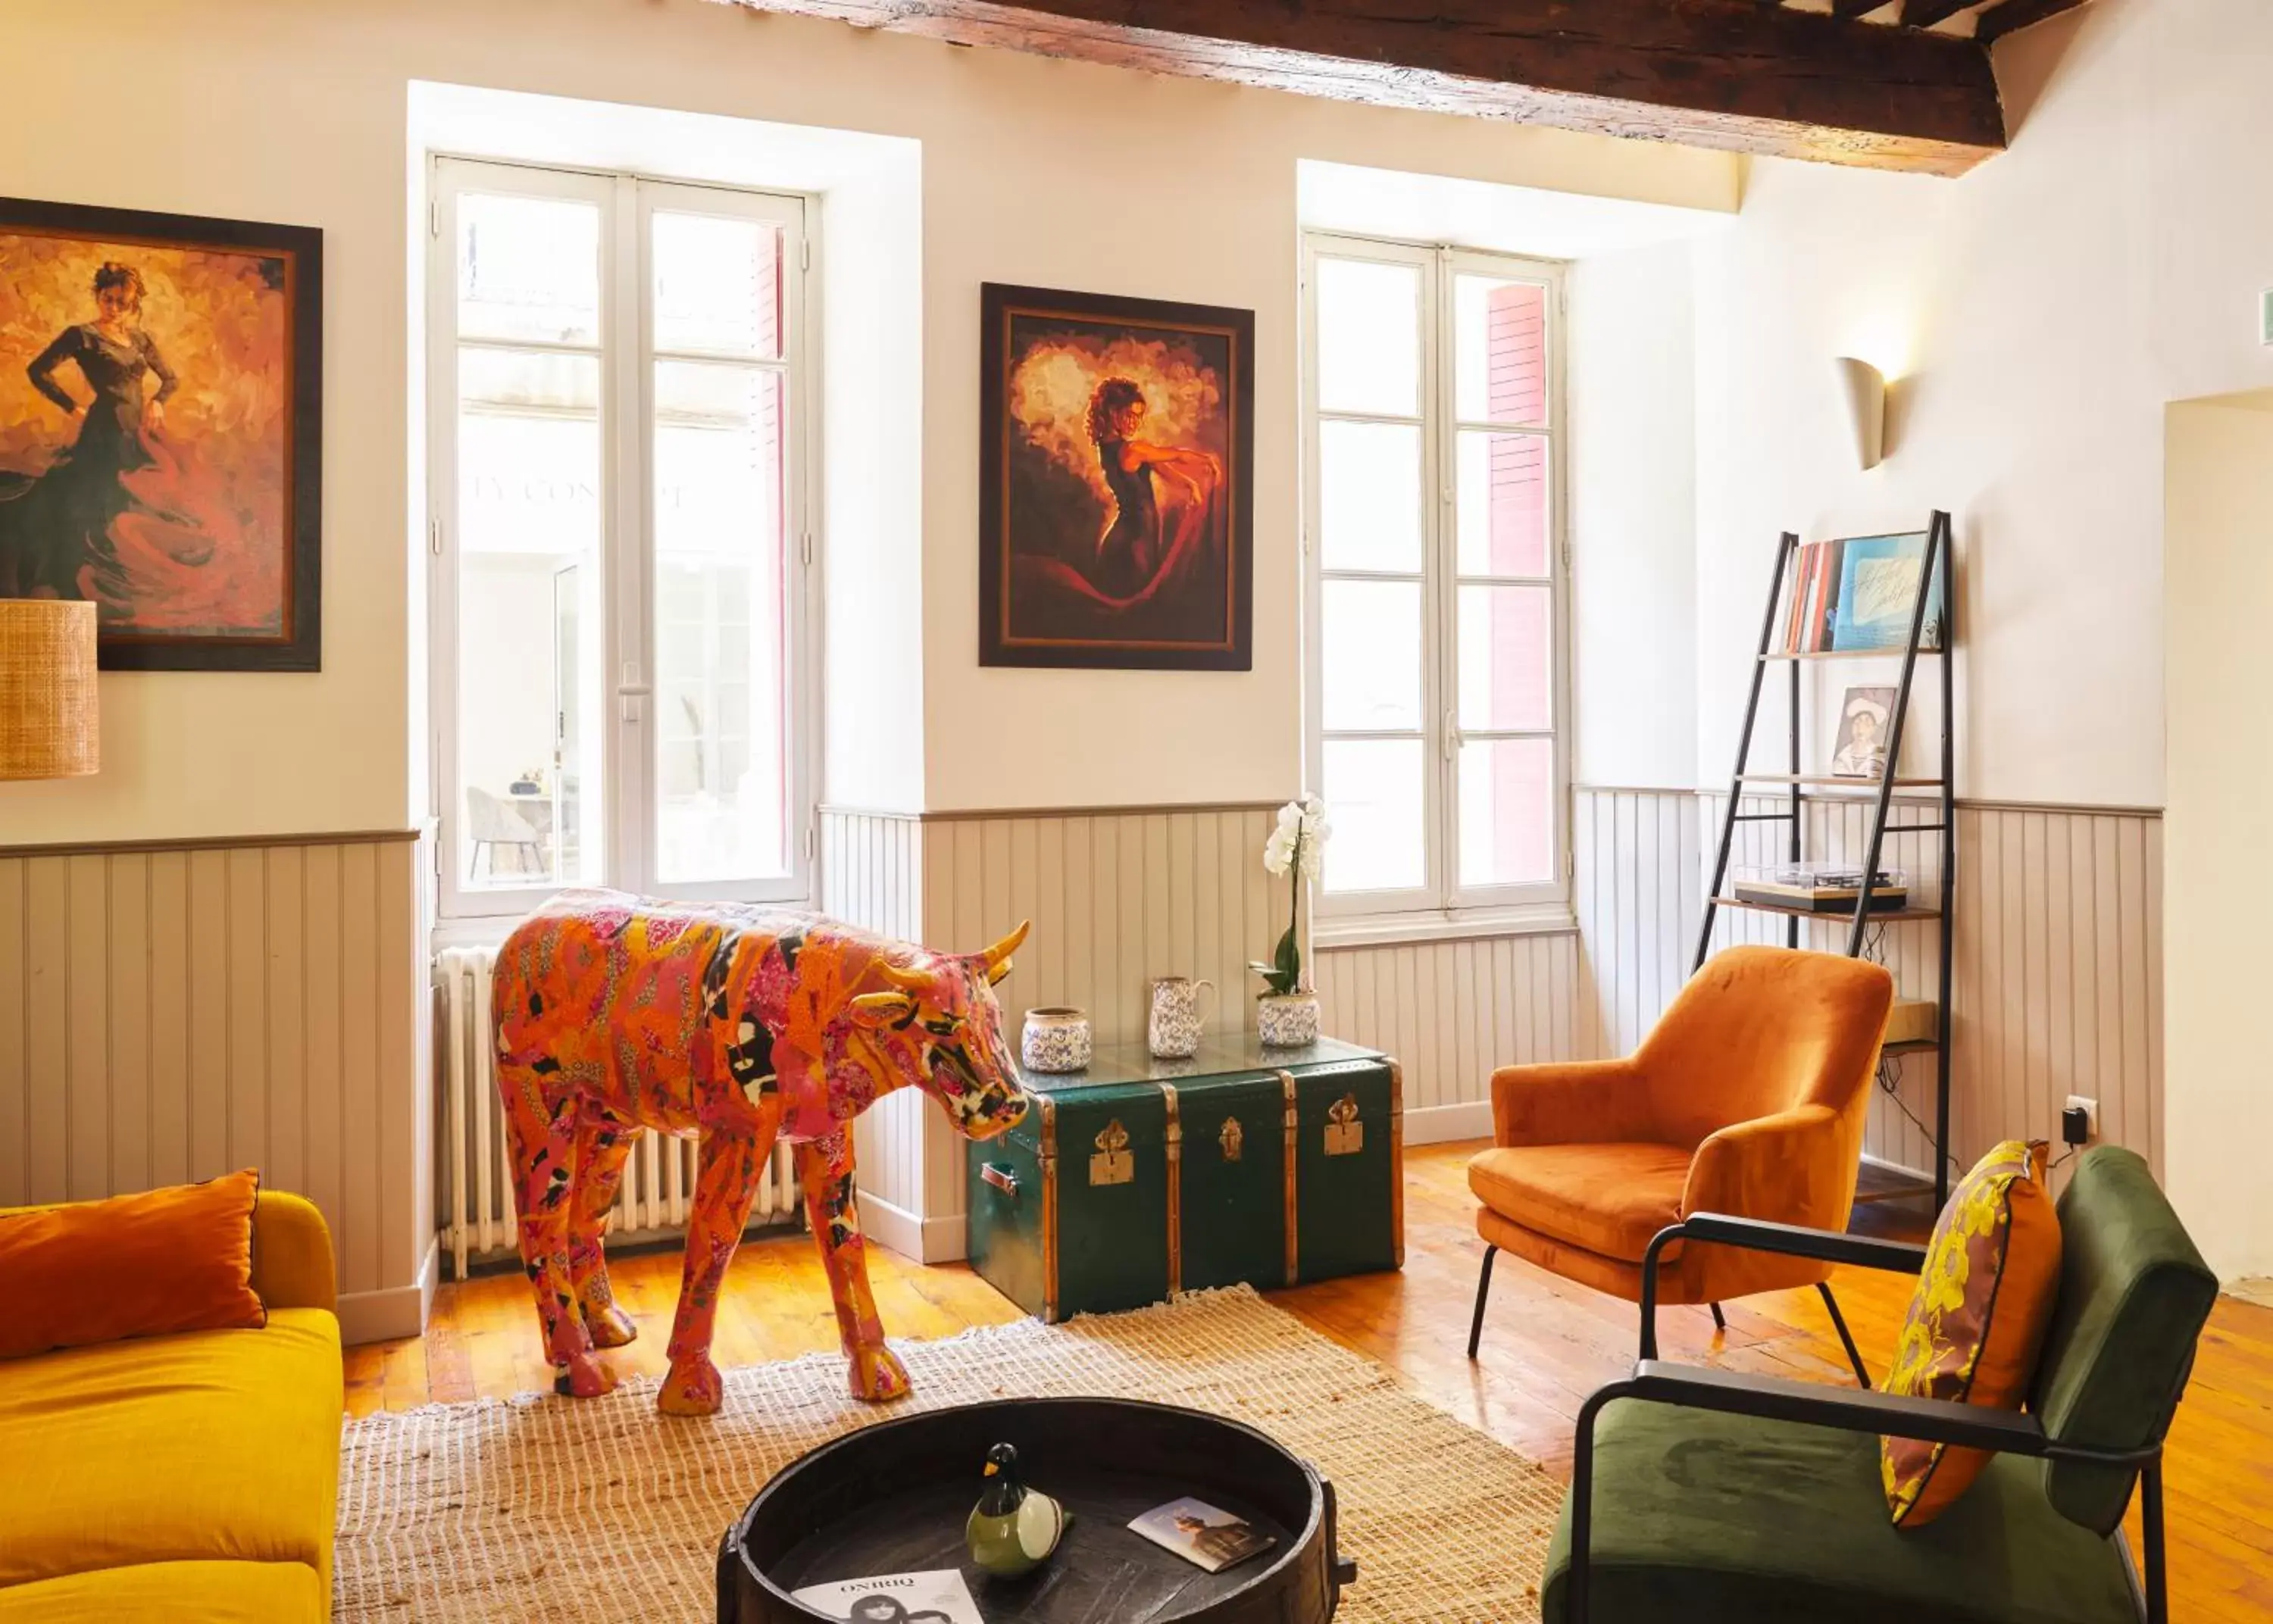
[1691,0,2273,812]
[824,789,2164,1257]
[2164,395,2273,1282]
[0,832,432,1343]
[0,0,1735,848]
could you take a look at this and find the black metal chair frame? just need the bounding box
[1562,1212,2180,1624]
[1467,1231,1874,1389]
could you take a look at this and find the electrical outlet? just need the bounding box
[2262,288,2273,346]
[2063,1095,2099,1145]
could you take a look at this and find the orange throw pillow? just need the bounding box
[0,1170,266,1360]
[1881,1140,2062,1526]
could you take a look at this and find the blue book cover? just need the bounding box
[1829,532,1946,651]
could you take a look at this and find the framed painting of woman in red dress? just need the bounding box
[0,196,321,670]
[979,283,1252,670]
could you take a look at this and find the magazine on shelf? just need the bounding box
[788,1569,986,1624]
[1128,1497,1275,1574]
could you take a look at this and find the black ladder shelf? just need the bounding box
[1695,511,1956,1209]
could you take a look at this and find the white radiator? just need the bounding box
[434,945,801,1281]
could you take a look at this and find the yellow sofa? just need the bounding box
[0,1191,342,1622]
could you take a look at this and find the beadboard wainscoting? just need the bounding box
[818,807,931,1258]
[0,830,434,1343]
[1584,787,2165,1188]
[818,790,2162,1259]
[1312,932,1583,1145]
[820,802,1290,1259]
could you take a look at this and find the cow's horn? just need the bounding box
[874,956,931,992]
[980,920,1031,973]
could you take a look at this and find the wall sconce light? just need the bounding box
[0,599,99,780]
[1835,357,1888,471]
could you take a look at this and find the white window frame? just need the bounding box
[1300,232,1571,943]
[427,155,820,923]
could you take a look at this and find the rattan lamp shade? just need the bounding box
[0,600,98,779]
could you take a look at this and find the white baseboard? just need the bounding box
[1404,1100,1493,1147]
[337,1238,437,1346]
[860,1189,969,1266]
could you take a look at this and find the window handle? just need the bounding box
[617,663,649,723]
[1444,709,1462,761]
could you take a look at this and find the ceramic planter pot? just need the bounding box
[1147,976,1216,1060]
[1021,1007,1093,1074]
[1256,992,1321,1048]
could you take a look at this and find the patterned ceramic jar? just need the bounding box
[1021,1007,1093,1074]
[1256,992,1321,1048]
[1147,976,1215,1060]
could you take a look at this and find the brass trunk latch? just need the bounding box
[1219,1115,1244,1162]
[1090,1118,1134,1186]
[1324,1093,1364,1157]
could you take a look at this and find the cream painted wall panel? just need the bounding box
[901,804,1278,1227]
[1315,931,1577,1129]
[0,0,1731,848]
[0,834,430,1338]
[819,808,927,1219]
[2164,398,2273,1281]
[1691,0,2273,813]
[1568,244,1700,791]
[1574,788,1703,1060]
[1609,788,2162,1191]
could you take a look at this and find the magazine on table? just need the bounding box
[789,1568,986,1623]
[1128,1497,1275,1574]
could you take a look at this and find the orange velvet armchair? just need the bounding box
[1467,945,1893,1379]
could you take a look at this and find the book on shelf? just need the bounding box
[1781,532,1947,654]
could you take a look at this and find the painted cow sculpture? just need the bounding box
[492,889,1030,1415]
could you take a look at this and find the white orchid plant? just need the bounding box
[1251,795,1331,998]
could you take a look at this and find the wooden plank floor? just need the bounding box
[348,1141,2273,1621]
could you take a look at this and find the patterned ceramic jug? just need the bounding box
[1147,976,1215,1060]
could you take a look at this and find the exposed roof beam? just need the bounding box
[1900,0,1978,27]
[1976,0,2089,44]
[712,0,2009,175]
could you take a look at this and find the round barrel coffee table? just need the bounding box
[716,1397,1355,1622]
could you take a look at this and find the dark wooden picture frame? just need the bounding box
[980,283,1252,670]
[0,195,322,671]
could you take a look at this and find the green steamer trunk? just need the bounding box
[968,1036,1403,1323]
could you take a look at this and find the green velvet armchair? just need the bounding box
[1541,1145,2217,1624]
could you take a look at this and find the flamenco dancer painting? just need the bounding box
[0,198,320,669]
[980,283,1253,670]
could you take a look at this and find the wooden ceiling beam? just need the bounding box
[711,0,2010,175]
[1899,0,1977,27]
[1975,0,2088,44]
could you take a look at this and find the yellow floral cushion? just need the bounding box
[1881,1139,2063,1527]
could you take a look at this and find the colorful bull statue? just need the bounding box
[492,890,1030,1415]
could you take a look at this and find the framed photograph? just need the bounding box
[0,195,321,670]
[1831,686,1897,779]
[979,283,1252,670]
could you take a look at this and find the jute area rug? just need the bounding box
[336,1285,1564,1622]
